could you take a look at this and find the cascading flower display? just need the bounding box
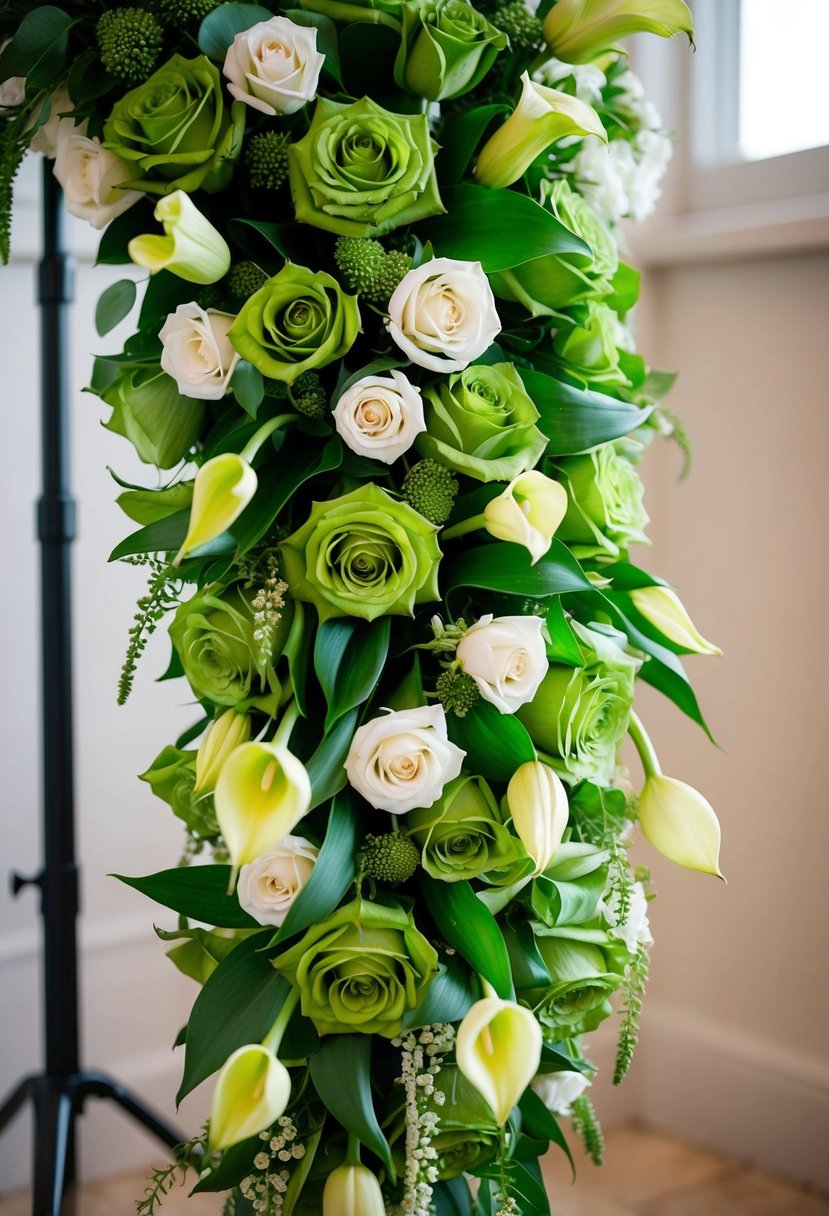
[0,1,723,1211]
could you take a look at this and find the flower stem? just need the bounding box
[345,1134,362,1166]
[627,710,662,779]
[240,413,298,464]
[262,988,300,1053]
[441,512,487,541]
[272,698,301,750]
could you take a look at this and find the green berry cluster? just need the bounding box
[436,668,481,717]
[226,261,268,304]
[334,237,413,308]
[152,0,219,24]
[97,8,164,83]
[491,1,544,49]
[402,459,459,525]
[289,372,328,420]
[246,131,293,192]
[362,833,421,885]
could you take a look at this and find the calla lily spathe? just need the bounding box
[630,585,722,656]
[456,995,542,1124]
[174,453,257,568]
[543,0,694,65]
[128,190,231,284]
[193,709,252,794]
[639,773,724,879]
[507,760,569,875]
[483,470,568,564]
[208,1043,291,1151]
[214,739,312,869]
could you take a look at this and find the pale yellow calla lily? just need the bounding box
[323,1163,386,1216]
[639,774,724,880]
[456,996,542,1124]
[208,1044,291,1151]
[543,0,694,65]
[173,453,257,567]
[215,740,312,869]
[630,585,722,656]
[128,190,231,284]
[507,760,569,875]
[483,470,568,564]
[476,72,606,189]
[193,709,252,794]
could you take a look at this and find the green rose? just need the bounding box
[103,54,244,195]
[98,365,204,469]
[275,897,439,1037]
[389,1066,499,1179]
[416,362,548,483]
[288,96,444,237]
[523,933,624,1037]
[406,774,530,884]
[395,0,506,102]
[517,622,637,786]
[280,483,442,622]
[553,302,631,390]
[553,438,649,558]
[228,263,360,384]
[169,583,293,713]
[490,180,618,316]
[139,744,219,841]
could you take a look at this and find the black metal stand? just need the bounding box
[0,161,184,1214]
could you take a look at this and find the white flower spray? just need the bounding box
[389,1022,455,1216]
[239,1115,306,1215]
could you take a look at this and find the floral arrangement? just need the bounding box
[0,0,724,1212]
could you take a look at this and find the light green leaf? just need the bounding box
[446,700,535,783]
[446,539,591,605]
[520,368,652,455]
[95,279,137,337]
[231,360,265,418]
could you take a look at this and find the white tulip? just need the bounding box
[332,370,425,464]
[53,129,141,230]
[237,836,319,927]
[456,614,547,714]
[160,302,240,401]
[223,16,325,117]
[386,257,501,373]
[532,1071,591,1117]
[345,704,465,815]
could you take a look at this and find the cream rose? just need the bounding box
[332,370,426,464]
[237,835,319,927]
[223,16,325,117]
[456,614,547,714]
[53,130,141,230]
[345,704,465,815]
[386,257,501,373]
[531,1071,591,1117]
[29,85,73,156]
[159,302,239,400]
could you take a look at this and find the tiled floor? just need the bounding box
[1,1125,826,1214]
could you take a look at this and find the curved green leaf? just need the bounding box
[305,708,359,810]
[315,616,391,731]
[421,877,514,999]
[0,6,73,90]
[521,368,653,455]
[108,509,189,561]
[309,1036,396,1178]
[199,3,274,59]
[403,953,478,1029]
[114,866,259,929]
[446,540,591,604]
[446,700,535,782]
[95,279,137,337]
[438,105,507,186]
[231,360,265,418]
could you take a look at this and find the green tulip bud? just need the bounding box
[417,362,548,484]
[129,191,231,284]
[554,440,649,559]
[456,996,542,1124]
[475,71,605,190]
[639,774,723,878]
[215,740,312,869]
[483,470,569,565]
[99,364,204,470]
[527,934,622,1035]
[395,0,507,103]
[629,585,722,656]
[323,1164,386,1216]
[543,0,694,66]
[406,774,530,885]
[193,710,252,795]
[174,453,257,567]
[507,761,569,875]
[208,1044,290,1151]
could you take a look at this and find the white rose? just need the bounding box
[345,704,465,815]
[532,1071,591,1117]
[603,881,653,954]
[29,85,73,156]
[333,370,425,464]
[456,614,547,714]
[386,257,501,373]
[223,16,325,117]
[159,302,240,400]
[237,835,319,927]
[53,130,141,230]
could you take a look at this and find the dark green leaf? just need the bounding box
[520,368,653,455]
[502,919,550,989]
[309,1037,396,1177]
[519,1089,575,1177]
[95,278,137,337]
[231,435,342,554]
[403,952,477,1028]
[95,200,155,265]
[271,789,359,945]
[314,617,391,731]
[0,7,72,89]
[433,1176,475,1216]
[191,1134,261,1193]
[114,866,259,929]
[305,708,359,810]
[446,540,591,605]
[446,700,535,782]
[476,1158,551,1214]
[229,217,309,264]
[421,877,514,999]
[422,184,590,273]
[108,510,189,561]
[437,105,507,186]
[199,3,274,58]
[231,360,265,418]
[177,931,289,1103]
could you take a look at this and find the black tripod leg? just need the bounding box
[75,1072,183,1151]
[32,1083,74,1216]
[0,1075,34,1134]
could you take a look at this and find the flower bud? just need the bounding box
[483,470,568,564]
[639,774,723,879]
[323,1163,386,1216]
[174,453,257,567]
[208,1044,290,1151]
[543,0,694,65]
[456,996,542,1124]
[476,72,605,190]
[129,190,231,284]
[629,585,722,656]
[215,740,312,868]
[507,761,569,875]
[193,710,252,794]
